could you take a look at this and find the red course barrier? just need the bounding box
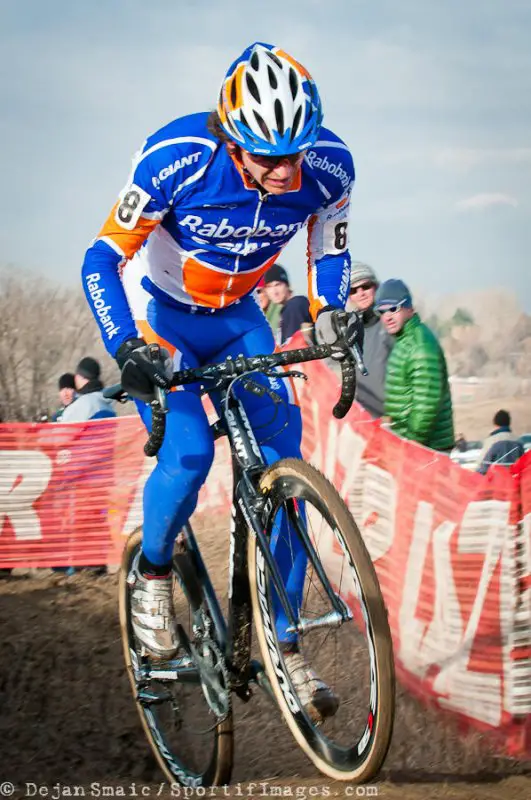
[1,337,530,754]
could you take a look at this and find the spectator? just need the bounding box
[61,357,116,423]
[57,357,116,575]
[256,275,282,336]
[346,262,394,418]
[454,432,468,453]
[264,264,312,345]
[52,373,77,422]
[375,279,454,452]
[477,410,524,474]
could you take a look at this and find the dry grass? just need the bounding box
[453,395,531,440]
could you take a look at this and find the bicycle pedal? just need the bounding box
[249,660,275,703]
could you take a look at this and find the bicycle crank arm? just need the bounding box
[285,603,352,636]
[145,657,200,683]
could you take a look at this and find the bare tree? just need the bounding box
[0,268,118,421]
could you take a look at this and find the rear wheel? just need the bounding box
[248,459,395,782]
[119,529,233,787]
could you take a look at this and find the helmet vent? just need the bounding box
[230,78,238,108]
[253,110,271,140]
[291,105,303,139]
[246,72,261,103]
[274,99,285,136]
[289,67,298,100]
[266,50,283,69]
[239,109,251,132]
[267,65,278,90]
[225,114,239,138]
[250,50,260,71]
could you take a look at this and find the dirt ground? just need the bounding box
[453,395,531,441]
[1,515,531,799]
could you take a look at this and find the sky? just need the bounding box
[1,0,530,310]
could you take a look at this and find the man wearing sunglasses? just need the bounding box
[346,263,394,418]
[81,41,360,720]
[374,279,454,452]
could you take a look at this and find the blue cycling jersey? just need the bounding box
[82,111,355,355]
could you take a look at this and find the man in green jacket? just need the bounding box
[374,279,455,452]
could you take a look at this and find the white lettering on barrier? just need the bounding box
[399,498,510,726]
[503,510,531,715]
[0,451,52,540]
[337,424,368,501]
[318,417,396,564]
[360,464,397,562]
[399,501,440,677]
[436,500,509,725]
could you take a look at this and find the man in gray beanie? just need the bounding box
[345,262,394,418]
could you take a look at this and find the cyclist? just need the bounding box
[82,42,359,721]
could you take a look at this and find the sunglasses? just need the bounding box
[350,282,375,294]
[246,151,305,169]
[375,302,407,315]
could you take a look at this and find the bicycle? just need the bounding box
[105,311,395,788]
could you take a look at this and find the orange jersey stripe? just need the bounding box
[136,320,180,394]
[306,214,323,320]
[98,203,160,260]
[136,320,176,356]
[183,252,279,308]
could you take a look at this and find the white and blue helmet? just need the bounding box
[217,42,323,156]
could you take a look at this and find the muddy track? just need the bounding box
[1,518,530,798]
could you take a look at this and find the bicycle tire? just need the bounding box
[247,459,395,782]
[119,528,233,787]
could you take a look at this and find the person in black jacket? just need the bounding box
[263,264,312,345]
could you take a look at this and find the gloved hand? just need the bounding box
[315,307,364,360]
[115,338,173,403]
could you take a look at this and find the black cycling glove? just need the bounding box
[116,338,173,403]
[314,307,364,360]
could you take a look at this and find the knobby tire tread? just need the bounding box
[247,458,395,782]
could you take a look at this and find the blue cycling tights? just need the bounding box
[136,293,305,643]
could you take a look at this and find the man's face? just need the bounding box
[377,304,413,335]
[59,387,75,406]
[237,148,304,195]
[266,280,290,304]
[347,280,376,313]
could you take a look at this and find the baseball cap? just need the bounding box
[374,279,413,310]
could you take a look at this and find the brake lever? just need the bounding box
[350,342,369,377]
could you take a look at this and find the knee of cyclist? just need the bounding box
[159,442,215,491]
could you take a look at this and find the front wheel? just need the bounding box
[248,459,395,782]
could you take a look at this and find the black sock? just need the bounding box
[138,552,172,578]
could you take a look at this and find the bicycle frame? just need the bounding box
[177,382,349,692]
